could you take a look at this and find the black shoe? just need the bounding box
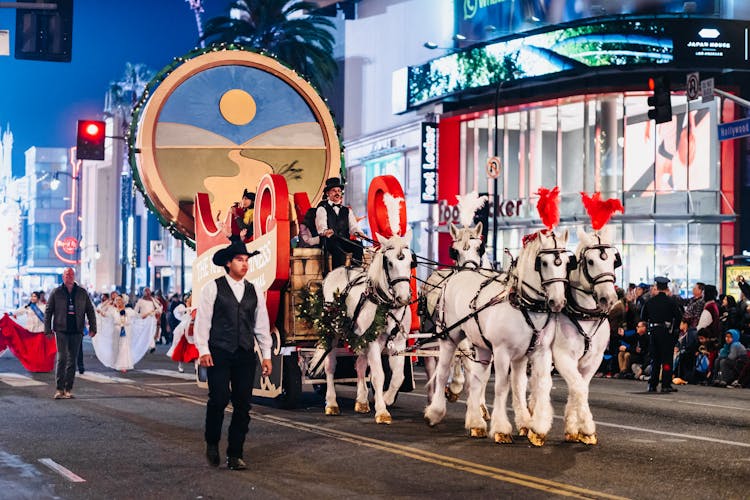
[206,444,220,467]
[149,347,156,354]
[78,368,85,375]
[661,386,677,393]
[227,457,247,470]
[647,386,657,393]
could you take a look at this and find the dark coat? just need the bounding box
[44,283,97,335]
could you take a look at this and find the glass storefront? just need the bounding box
[457,91,734,294]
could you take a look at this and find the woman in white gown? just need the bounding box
[13,292,45,332]
[93,295,152,372]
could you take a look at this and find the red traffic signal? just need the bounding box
[76,120,106,161]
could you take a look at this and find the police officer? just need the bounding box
[641,276,682,393]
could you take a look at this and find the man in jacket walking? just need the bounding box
[44,267,97,399]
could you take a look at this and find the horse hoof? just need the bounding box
[480,404,490,422]
[578,433,598,445]
[445,387,459,403]
[527,430,546,447]
[325,405,340,416]
[564,433,579,443]
[375,413,392,424]
[354,401,370,413]
[518,427,528,437]
[493,432,513,444]
[469,427,487,438]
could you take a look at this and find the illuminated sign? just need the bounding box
[438,197,522,225]
[420,122,438,204]
[399,17,748,113]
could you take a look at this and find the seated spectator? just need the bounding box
[697,284,720,341]
[626,321,651,380]
[696,328,720,384]
[720,294,741,333]
[674,319,698,383]
[714,329,748,387]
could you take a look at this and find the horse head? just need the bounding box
[370,229,414,307]
[573,226,620,311]
[517,229,572,313]
[448,222,485,269]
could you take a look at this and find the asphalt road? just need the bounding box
[1,342,748,500]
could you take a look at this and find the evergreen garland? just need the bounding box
[297,286,391,353]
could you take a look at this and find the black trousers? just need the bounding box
[325,235,364,270]
[77,336,84,372]
[649,328,675,388]
[55,331,83,391]
[205,346,256,459]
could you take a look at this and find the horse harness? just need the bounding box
[563,235,621,356]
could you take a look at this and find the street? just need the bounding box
[1,343,748,500]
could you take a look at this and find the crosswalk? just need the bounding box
[0,368,194,388]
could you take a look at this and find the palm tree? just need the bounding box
[201,0,338,93]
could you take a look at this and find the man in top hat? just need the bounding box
[641,276,683,393]
[231,189,255,242]
[315,177,365,270]
[194,236,273,470]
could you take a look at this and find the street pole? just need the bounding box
[492,78,502,264]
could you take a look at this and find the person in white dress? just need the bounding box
[134,287,162,350]
[109,295,136,372]
[13,292,45,332]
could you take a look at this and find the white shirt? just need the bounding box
[194,275,272,359]
[134,296,162,317]
[315,201,362,236]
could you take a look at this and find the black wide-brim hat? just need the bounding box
[212,235,260,267]
[323,177,344,193]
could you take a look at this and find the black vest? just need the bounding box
[320,202,350,238]
[208,276,257,353]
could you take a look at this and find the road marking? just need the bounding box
[142,385,626,500]
[38,458,85,482]
[674,400,749,412]
[139,368,196,381]
[0,373,46,387]
[402,391,750,448]
[257,412,629,500]
[78,372,132,384]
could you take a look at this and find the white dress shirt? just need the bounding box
[194,275,272,359]
[315,201,362,236]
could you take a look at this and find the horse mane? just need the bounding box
[515,231,543,288]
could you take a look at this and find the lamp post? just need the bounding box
[50,159,82,274]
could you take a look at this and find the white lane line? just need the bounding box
[0,374,46,387]
[675,400,750,412]
[401,391,750,448]
[38,458,85,482]
[78,372,132,384]
[138,368,196,381]
[145,381,197,386]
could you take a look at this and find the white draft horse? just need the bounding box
[553,227,620,444]
[424,229,574,446]
[321,231,414,424]
[420,222,488,404]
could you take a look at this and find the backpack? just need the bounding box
[695,352,709,374]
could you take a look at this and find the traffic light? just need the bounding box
[76,120,106,161]
[15,0,73,62]
[647,76,672,124]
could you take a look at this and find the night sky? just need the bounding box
[0,0,226,177]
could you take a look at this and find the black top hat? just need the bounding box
[242,189,255,201]
[323,177,344,193]
[212,235,260,267]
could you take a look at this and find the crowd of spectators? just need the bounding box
[598,279,750,389]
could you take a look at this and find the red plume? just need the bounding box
[536,187,560,231]
[580,192,624,230]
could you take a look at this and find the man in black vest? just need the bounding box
[315,177,365,270]
[641,276,683,393]
[194,236,273,470]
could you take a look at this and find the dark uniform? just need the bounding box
[640,276,682,392]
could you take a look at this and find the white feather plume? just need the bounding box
[456,191,488,228]
[383,193,404,236]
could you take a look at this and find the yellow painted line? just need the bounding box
[143,385,627,500]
